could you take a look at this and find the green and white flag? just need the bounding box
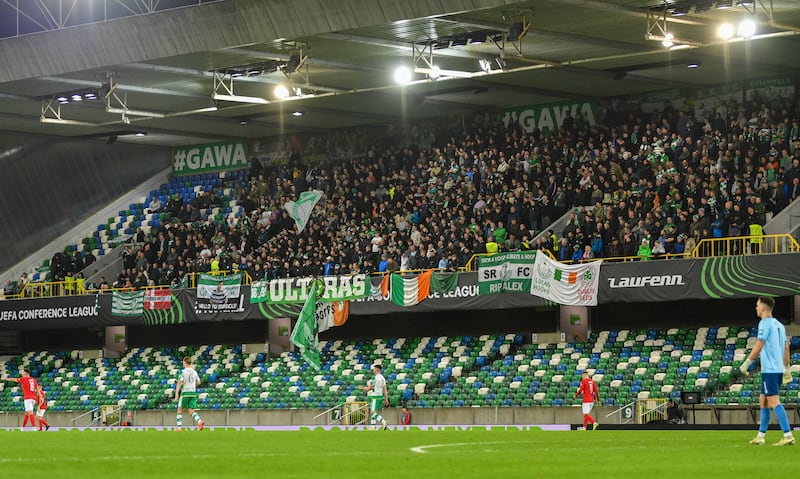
[478,252,536,294]
[196,273,244,313]
[111,291,144,317]
[290,282,321,371]
[284,190,324,233]
[530,250,601,306]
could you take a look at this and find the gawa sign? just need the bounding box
[172,141,249,176]
[501,101,598,134]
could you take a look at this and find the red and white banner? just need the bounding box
[144,289,172,310]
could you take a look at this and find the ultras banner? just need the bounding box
[598,253,800,303]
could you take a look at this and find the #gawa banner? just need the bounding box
[500,101,598,135]
[172,141,249,176]
[530,251,602,306]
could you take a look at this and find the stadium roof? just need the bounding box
[0,0,798,146]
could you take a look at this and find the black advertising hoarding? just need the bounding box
[2,254,799,330]
[599,253,800,303]
[0,273,546,331]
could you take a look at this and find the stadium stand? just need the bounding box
[6,90,800,299]
[1,329,797,414]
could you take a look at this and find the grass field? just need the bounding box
[1,428,795,478]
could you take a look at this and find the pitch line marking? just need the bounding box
[410,441,509,454]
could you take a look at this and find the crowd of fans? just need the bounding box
[16,89,800,293]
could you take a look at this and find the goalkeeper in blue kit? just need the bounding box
[740,297,794,446]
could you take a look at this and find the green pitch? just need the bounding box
[1,428,796,478]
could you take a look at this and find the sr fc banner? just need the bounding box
[530,251,602,306]
[172,141,249,176]
[478,252,537,294]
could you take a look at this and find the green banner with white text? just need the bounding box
[500,101,598,135]
[172,141,250,176]
[478,252,537,295]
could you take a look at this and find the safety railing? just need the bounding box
[463,249,555,272]
[9,270,252,300]
[313,401,369,426]
[691,233,800,258]
[463,233,799,269]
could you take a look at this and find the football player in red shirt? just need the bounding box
[36,386,50,431]
[2,369,39,430]
[574,371,600,430]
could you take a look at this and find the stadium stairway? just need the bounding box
[10,170,249,287]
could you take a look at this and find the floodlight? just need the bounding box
[394,66,412,85]
[738,19,756,38]
[718,23,735,40]
[274,85,290,99]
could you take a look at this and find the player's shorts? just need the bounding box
[582,402,594,414]
[36,408,46,418]
[23,399,36,412]
[179,395,198,409]
[368,394,383,412]
[761,372,782,396]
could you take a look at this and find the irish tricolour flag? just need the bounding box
[390,271,432,307]
[553,269,578,284]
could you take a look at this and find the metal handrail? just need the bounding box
[691,233,800,257]
[71,406,103,425]
[12,270,253,300]
[313,401,369,426]
[313,403,343,421]
[605,400,637,424]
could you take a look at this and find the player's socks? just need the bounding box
[191,412,202,424]
[583,414,590,429]
[773,405,791,433]
[22,416,29,428]
[39,418,49,430]
[759,407,771,434]
[176,414,183,428]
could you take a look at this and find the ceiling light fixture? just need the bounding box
[687,62,701,68]
[718,23,735,40]
[738,19,756,38]
[106,107,166,118]
[292,111,304,117]
[661,33,675,47]
[274,85,290,99]
[394,66,413,85]
[428,65,442,80]
[211,93,269,105]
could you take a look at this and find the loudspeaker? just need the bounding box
[681,391,701,405]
